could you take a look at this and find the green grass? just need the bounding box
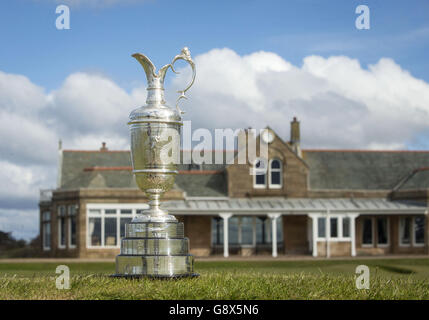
[1,258,429,299]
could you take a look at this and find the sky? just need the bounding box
[1,0,429,240]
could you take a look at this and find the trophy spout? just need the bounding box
[132,53,157,84]
[132,53,169,105]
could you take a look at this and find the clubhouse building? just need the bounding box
[39,118,429,258]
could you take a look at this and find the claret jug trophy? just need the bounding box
[113,47,198,278]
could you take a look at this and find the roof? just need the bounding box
[59,148,429,196]
[303,150,429,190]
[175,172,227,197]
[395,167,429,191]
[61,151,134,189]
[164,198,427,215]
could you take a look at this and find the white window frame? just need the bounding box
[361,217,374,247]
[412,216,425,247]
[315,214,351,242]
[399,216,412,247]
[330,217,339,238]
[268,159,282,189]
[42,211,51,251]
[68,205,77,249]
[211,215,282,247]
[317,217,326,238]
[57,205,66,249]
[211,217,224,246]
[253,158,267,189]
[376,217,390,248]
[86,203,149,249]
[342,216,351,238]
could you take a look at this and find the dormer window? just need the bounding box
[253,158,267,188]
[269,159,282,189]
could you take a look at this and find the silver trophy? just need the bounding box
[113,47,198,278]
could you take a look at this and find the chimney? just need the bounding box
[290,117,302,157]
[100,142,108,152]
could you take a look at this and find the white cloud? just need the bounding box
[0,110,58,165]
[2,47,429,239]
[171,49,429,150]
[0,209,39,241]
[49,72,133,136]
[0,161,54,204]
[68,134,129,150]
[0,71,47,115]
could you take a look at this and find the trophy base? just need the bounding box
[109,273,199,279]
[113,221,197,279]
[132,214,177,223]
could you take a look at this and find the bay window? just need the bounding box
[120,209,133,238]
[414,216,425,246]
[330,217,338,238]
[104,216,117,246]
[377,218,388,246]
[399,217,411,246]
[316,216,350,240]
[42,211,51,250]
[362,218,373,246]
[317,217,326,238]
[86,205,146,248]
[88,213,102,247]
[211,216,283,246]
[400,216,425,247]
[68,205,77,248]
[57,205,66,249]
[342,217,350,238]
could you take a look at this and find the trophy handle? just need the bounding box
[170,47,196,114]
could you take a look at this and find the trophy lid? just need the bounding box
[128,104,182,125]
[128,47,195,126]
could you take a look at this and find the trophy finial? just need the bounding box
[132,47,195,112]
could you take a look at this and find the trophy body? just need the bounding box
[113,47,198,278]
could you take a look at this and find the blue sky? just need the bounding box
[1,0,429,240]
[1,0,429,90]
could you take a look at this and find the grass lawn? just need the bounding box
[1,258,429,299]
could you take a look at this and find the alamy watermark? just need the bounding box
[355,265,370,289]
[147,121,270,174]
[355,5,370,30]
[56,265,70,289]
[56,5,70,30]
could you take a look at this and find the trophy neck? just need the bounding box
[146,77,166,105]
